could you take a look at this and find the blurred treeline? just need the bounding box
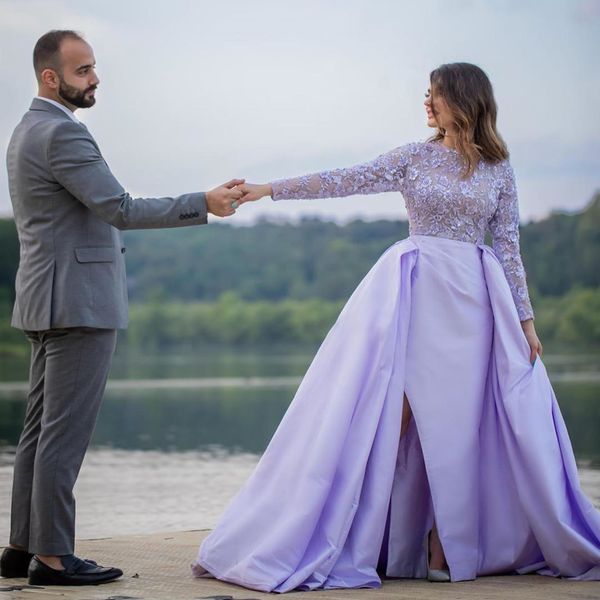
[1,193,598,354]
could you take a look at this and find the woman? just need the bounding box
[192,63,600,591]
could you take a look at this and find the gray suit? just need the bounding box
[7,98,209,555]
[9,98,207,331]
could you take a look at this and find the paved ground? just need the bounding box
[1,530,599,600]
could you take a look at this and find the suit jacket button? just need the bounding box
[121,247,126,253]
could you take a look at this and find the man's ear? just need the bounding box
[40,68,60,90]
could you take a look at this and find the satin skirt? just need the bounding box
[192,235,600,591]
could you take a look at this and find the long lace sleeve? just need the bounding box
[488,162,534,321]
[271,144,413,201]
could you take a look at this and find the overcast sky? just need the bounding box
[1,0,598,225]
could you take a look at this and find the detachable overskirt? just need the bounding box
[193,235,600,591]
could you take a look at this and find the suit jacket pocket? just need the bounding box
[72,246,118,311]
[74,246,115,263]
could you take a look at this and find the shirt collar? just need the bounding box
[35,96,80,123]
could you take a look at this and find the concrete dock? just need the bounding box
[1,530,599,600]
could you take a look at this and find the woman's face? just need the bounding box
[424,85,453,132]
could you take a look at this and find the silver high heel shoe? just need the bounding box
[427,567,451,582]
[427,530,451,582]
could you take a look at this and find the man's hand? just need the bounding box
[206,179,245,217]
[238,183,273,204]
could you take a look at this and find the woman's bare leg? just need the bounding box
[400,393,413,438]
[428,521,448,570]
[401,394,448,571]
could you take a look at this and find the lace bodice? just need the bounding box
[271,141,534,321]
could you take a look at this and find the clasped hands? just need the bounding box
[205,179,272,217]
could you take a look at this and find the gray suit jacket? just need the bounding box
[7,98,208,331]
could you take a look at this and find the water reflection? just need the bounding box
[95,387,294,453]
[0,343,318,382]
[1,349,599,459]
[553,381,600,463]
[1,381,599,462]
[0,387,295,454]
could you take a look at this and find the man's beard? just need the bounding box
[58,78,96,108]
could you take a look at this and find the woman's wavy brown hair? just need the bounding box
[427,62,509,178]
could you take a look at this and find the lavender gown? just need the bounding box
[193,141,600,590]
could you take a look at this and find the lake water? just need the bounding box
[1,346,599,540]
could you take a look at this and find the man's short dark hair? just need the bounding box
[33,30,85,82]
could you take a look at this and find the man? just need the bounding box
[0,30,243,586]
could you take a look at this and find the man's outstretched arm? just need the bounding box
[47,120,243,229]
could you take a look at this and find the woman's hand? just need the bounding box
[238,183,273,204]
[521,318,543,364]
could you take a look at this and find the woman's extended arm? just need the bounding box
[239,145,413,203]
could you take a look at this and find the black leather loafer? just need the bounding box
[0,547,34,578]
[28,554,123,586]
